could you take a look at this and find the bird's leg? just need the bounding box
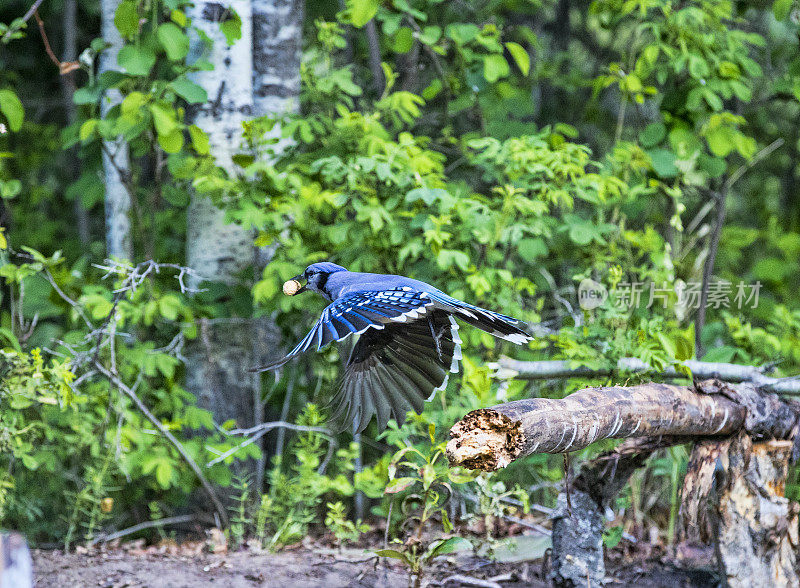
[428,314,444,361]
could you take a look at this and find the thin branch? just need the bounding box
[93,361,229,527]
[492,356,800,394]
[1,0,45,43]
[88,515,195,545]
[209,420,333,467]
[33,9,80,74]
[695,138,784,356]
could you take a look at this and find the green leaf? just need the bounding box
[774,0,793,20]
[158,294,181,321]
[702,345,738,363]
[155,460,173,488]
[648,148,679,178]
[639,122,666,148]
[157,23,190,61]
[348,0,380,28]
[518,237,548,259]
[425,537,471,560]
[79,119,98,142]
[698,153,726,178]
[0,89,24,132]
[73,85,101,105]
[384,477,416,494]
[162,184,189,206]
[114,0,139,39]
[374,549,411,565]
[505,42,530,76]
[118,44,156,76]
[418,25,441,45]
[437,249,470,271]
[189,125,210,154]
[483,54,510,83]
[445,23,479,45]
[220,11,242,45]
[603,526,623,549]
[393,27,413,54]
[170,77,208,104]
[157,128,184,153]
[405,187,451,205]
[705,126,735,158]
[149,103,179,136]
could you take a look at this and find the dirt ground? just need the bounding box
[31,539,719,588]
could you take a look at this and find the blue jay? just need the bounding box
[252,262,532,432]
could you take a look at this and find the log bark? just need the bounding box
[446,383,746,471]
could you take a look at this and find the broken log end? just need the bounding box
[446,408,524,471]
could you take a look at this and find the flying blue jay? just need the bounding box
[252,262,532,433]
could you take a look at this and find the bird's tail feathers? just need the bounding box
[428,293,532,345]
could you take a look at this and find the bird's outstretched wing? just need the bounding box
[249,288,435,373]
[327,310,461,433]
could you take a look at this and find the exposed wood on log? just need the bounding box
[678,438,731,545]
[716,432,799,587]
[446,383,746,471]
[492,357,800,394]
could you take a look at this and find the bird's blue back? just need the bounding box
[323,271,444,301]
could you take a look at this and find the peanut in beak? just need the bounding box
[283,279,302,296]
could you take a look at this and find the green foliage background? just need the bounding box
[2,0,800,549]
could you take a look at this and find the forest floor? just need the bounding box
[32,533,721,587]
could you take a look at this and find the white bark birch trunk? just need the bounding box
[252,0,302,119]
[99,0,132,260]
[185,1,262,436]
[186,0,254,282]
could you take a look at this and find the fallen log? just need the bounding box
[447,380,800,587]
[446,382,746,471]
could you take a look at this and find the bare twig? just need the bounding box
[1,0,45,43]
[93,361,229,527]
[492,356,800,394]
[695,138,784,356]
[33,9,80,74]
[88,515,195,545]
[208,420,333,467]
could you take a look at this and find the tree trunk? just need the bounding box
[714,433,799,587]
[99,0,132,260]
[185,0,257,438]
[61,0,91,246]
[252,0,302,119]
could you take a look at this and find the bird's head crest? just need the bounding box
[303,262,347,276]
[283,262,347,298]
